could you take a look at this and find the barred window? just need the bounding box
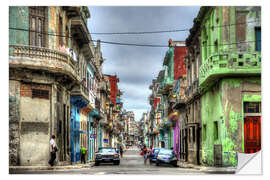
[32,89,49,99]
[244,102,261,113]
[29,7,47,47]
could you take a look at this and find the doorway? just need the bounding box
[244,116,261,153]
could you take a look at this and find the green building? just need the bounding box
[198,7,261,166]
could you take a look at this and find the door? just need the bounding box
[244,116,261,153]
[197,127,201,165]
[214,144,222,166]
[184,129,188,162]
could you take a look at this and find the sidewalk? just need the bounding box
[9,162,94,172]
[178,161,236,174]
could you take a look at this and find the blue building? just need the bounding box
[70,96,88,163]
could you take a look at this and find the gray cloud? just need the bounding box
[88,6,200,121]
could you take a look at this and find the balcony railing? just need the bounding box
[9,44,79,80]
[71,83,89,102]
[199,52,261,91]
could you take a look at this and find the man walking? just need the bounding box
[80,146,87,164]
[48,135,57,167]
[119,146,123,158]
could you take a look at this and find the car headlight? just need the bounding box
[96,154,101,158]
[172,157,177,160]
[157,156,161,160]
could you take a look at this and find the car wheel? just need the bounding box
[114,161,120,165]
[156,160,160,166]
[172,161,178,167]
[95,162,99,166]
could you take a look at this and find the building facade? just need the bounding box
[198,6,261,167]
[9,6,128,167]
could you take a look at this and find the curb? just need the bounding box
[178,162,236,173]
[9,163,94,172]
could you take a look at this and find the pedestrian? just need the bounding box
[148,146,153,165]
[80,146,87,164]
[48,135,57,167]
[142,145,148,165]
[120,146,123,158]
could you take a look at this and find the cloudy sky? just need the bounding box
[87,6,200,121]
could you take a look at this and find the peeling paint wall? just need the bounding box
[9,7,29,45]
[9,80,21,165]
[19,83,51,166]
[201,77,261,166]
[174,47,187,80]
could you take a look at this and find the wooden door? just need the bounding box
[244,116,261,153]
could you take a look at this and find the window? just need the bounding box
[214,39,218,52]
[244,102,261,113]
[214,121,218,140]
[65,26,69,46]
[203,124,207,141]
[29,7,47,47]
[189,128,191,142]
[193,127,196,142]
[32,89,49,99]
[255,27,261,52]
[87,71,89,89]
[58,16,63,46]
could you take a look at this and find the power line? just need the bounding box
[9,27,260,48]
[9,20,260,37]
[90,40,167,47]
[91,39,260,48]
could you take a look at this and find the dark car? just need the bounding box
[95,147,120,166]
[149,148,166,163]
[156,149,178,167]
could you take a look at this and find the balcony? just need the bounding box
[199,52,261,92]
[173,95,186,110]
[98,81,107,93]
[71,15,90,44]
[185,79,199,101]
[71,83,89,103]
[9,44,79,81]
[99,116,108,126]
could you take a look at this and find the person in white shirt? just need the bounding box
[48,135,56,167]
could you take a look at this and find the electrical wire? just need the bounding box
[9,27,260,48]
[9,20,260,37]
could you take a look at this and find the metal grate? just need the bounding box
[244,102,261,113]
[32,89,49,99]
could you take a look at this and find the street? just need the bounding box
[11,147,205,175]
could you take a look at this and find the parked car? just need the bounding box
[156,149,178,167]
[95,147,120,166]
[149,147,166,163]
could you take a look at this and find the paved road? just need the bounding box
[11,147,205,175]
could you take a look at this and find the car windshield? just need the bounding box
[99,148,115,153]
[158,150,173,155]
